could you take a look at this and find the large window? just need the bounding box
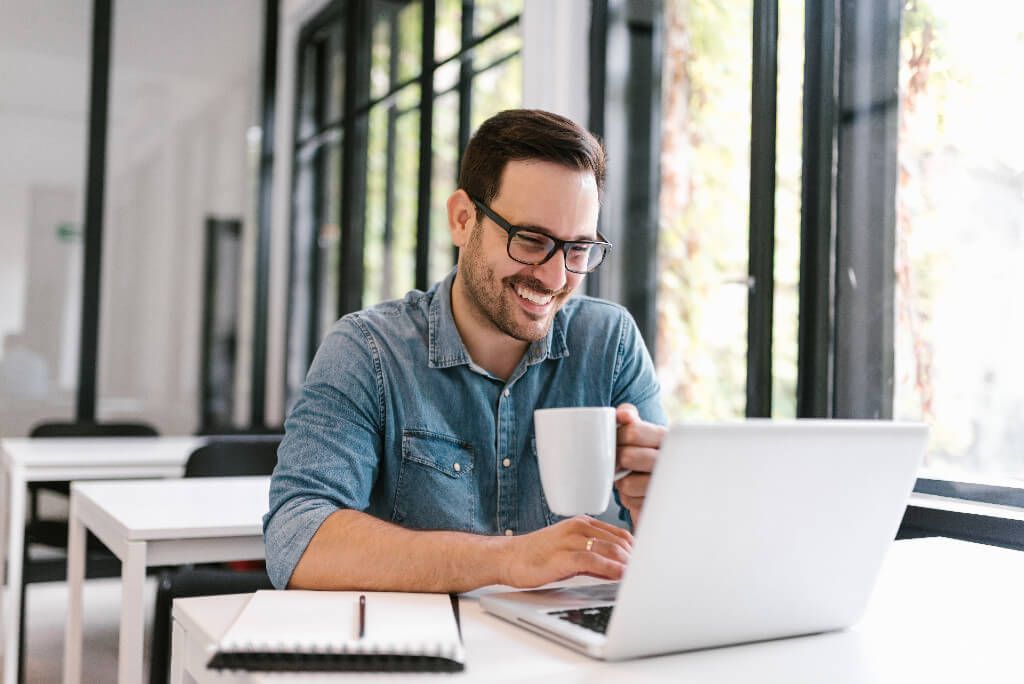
[286,0,523,406]
[895,0,1024,484]
[656,0,803,422]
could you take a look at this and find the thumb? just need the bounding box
[615,403,640,426]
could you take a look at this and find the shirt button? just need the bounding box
[504,529,514,536]
[453,462,461,473]
[502,458,511,468]
[502,388,510,397]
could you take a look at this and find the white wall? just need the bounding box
[0,0,262,436]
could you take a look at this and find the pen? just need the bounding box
[358,594,366,639]
[613,468,631,481]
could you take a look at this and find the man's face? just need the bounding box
[456,160,601,343]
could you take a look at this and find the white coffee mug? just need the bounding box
[534,406,617,516]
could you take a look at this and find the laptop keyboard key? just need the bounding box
[548,606,614,634]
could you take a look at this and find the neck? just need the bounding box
[450,274,529,381]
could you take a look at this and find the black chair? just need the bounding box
[148,435,281,684]
[20,421,158,683]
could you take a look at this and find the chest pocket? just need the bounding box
[392,429,478,532]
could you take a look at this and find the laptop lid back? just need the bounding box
[602,420,926,660]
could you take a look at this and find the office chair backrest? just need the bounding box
[184,436,281,478]
[29,421,159,438]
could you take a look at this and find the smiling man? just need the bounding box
[264,109,667,592]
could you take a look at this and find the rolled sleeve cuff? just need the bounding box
[263,497,339,589]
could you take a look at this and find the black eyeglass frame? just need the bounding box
[469,196,613,274]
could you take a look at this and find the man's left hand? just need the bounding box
[614,403,666,527]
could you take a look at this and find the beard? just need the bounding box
[458,224,570,343]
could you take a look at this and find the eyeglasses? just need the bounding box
[469,197,612,274]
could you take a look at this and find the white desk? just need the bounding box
[62,476,269,684]
[0,436,202,684]
[170,538,1024,683]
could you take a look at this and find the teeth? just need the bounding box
[515,285,553,305]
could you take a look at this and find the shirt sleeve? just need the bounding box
[262,316,385,589]
[609,308,666,527]
[611,309,667,426]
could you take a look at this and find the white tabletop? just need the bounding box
[0,436,204,468]
[172,538,1024,683]
[71,476,269,541]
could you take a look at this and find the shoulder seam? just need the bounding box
[347,316,387,432]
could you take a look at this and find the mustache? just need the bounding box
[504,275,570,298]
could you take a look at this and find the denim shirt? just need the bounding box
[263,270,666,589]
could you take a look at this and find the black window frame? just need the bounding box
[284,0,524,408]
[594,0,1024,548]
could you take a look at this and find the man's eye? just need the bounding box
[516,234,549,248]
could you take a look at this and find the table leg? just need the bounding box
[0,463,8,653]
[61,493,87,684]
[170,618,185,684]
[2,469,26,684]
[118,541,147,684]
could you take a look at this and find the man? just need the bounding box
[264,109,666,592]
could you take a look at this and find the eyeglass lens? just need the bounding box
[508,231,606,273]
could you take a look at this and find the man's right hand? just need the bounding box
[499,516,633,588]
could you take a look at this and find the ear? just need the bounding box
[447,189,476,249]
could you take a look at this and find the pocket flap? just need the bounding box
[401,429,475,478]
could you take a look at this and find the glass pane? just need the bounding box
[473,0,523,37]
[771,0,804,418]
[370,5,393,100]
[318,139,343,334]
[396,1,423,84]
[469,35,522,129]
[429,91,460,284]
[0,0,88,435]
[363,85,420,307]
[657,0,752,421]
[894,0,1024,482]
[325,22,345,123]
[436,0,462,64]
[287,145,317,407]
[99,1,262,433]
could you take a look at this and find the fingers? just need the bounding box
[617,419,666,449]
[614,473,650,498]
[574,550,627,580]
[573,516,633,548]
[615,403,640,425]
[617,492,643,511]
[616,446,658,473]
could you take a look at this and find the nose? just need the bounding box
[532,248,568,292]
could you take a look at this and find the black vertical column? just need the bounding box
[76,0,114,423]
[797,0,838,418]
[619,0,663,357]
[414,0,437,291]
[745,0,779,418]
[833,0,900,419]
[250,0,279,428]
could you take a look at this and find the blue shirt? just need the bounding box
[263,270,665,589]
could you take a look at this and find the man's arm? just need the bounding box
[289,509,634,592]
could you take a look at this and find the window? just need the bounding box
[656,0,803,422]
[286,0,523,407]
[895,0,1024,485]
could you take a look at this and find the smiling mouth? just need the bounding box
[514,284,554,306]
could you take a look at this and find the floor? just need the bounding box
[3,577,156,683]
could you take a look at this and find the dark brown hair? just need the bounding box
[458,109,606,215]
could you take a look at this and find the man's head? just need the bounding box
[447,109,607,344]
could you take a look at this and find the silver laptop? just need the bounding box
[481,420,927,660]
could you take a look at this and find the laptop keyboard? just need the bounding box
[548,605,614,634]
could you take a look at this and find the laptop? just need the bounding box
[481,420,927,660]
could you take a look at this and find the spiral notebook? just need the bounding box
[207,590,465,672]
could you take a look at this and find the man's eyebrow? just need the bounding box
[514,222,598,242]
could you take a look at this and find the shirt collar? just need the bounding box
[428,269,570,370]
